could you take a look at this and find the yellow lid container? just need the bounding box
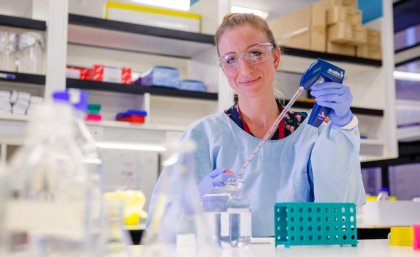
[389,226,414,246]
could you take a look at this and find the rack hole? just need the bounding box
[343,235,347,240]
[299,208,303,212]
[300,236,304,241]
[317,226,322,231]
[309,236,313,240]
[300,226,304,231]
[309,226,313,231]
[308,217,312,222]
[350,216,355,222]
[341,207,346,213]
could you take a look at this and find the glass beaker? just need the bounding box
[142,139,217,257]
[17,32,45,74]
[0,31,18,72]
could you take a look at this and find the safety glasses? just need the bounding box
[219,43,274,71]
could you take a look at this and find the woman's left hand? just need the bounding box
[310,82,354,127]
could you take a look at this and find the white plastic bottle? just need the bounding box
[5,102,90,256]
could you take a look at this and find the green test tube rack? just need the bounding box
[274,202,358,247]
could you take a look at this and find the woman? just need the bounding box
[148,13,365,237]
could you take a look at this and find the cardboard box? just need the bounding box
[328,22,367,45]
[327,41,356,56]
[268,2,329,52]
[104,1,201,33]
[357,44,382,60]
[327,6,362,25]
[366,29,381,45]
[321,0,357,8]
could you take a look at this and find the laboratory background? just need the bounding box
[0,0,420,256]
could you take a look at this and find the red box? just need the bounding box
[87,65,132,84]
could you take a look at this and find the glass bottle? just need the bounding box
[52,89,106,256]
[0,31,18,72]
[377,187,390,201]
[4,102,90,256]
[17,32,45,74]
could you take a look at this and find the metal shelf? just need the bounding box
[66,78,218,100]
[0,71,45,85]
[281,47,382,67]
[0,14,46,31]
[290,100,384,117]
[67,14,215,58]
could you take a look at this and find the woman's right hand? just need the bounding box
[198,168,234,198]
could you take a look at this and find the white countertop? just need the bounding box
[121,239,420,257]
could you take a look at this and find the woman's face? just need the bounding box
[218,24,280,99]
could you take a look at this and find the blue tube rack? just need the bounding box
[274,202,358,247]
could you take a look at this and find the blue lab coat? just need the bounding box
[148,112,366,237]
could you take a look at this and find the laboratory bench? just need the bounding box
[114,240,420,257]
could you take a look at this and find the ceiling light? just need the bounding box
[394,71,420,82]
[131,0,190,11]
[231,6,269,19]
[96,141,166,152]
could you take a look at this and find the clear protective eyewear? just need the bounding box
[219,43,274,70]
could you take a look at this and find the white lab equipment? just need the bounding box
[4,102,92,256]
[143,140,217,257]
[0,31,18,72]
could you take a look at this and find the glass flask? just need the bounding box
[17,32,45,74]
[0,31,18,72]
[4,102,92,257]
[141,140,217,257]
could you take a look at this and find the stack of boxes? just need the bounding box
[356,29,382,59]
[268,0,382,60]
[325,0,364,56]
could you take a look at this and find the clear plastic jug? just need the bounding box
[0,31,18,72]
